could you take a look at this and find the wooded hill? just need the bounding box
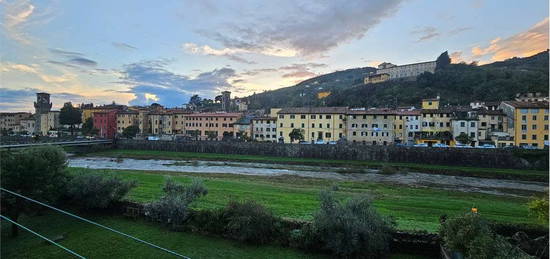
[247,50,549,110]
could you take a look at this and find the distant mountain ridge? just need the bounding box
[247,50,549,110]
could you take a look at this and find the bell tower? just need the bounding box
[34,92,52,135]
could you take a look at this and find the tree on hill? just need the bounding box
[436,51,451,70]
[122,125,140,139]
[289,129,304,143]
[59,102,82,135]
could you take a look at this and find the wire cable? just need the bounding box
[1,214,86,259]
[1,188,190,259]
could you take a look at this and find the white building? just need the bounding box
[252,116,277,142]
[451,117,479,146]
[376,61,436,80]
[403,111,422,145]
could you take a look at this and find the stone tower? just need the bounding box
[34,92,52,135]
[221,91,231,112]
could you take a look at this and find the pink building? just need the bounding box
[93,110,118,139]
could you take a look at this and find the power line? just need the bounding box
[1,214,86,259]
[1,188,190,259]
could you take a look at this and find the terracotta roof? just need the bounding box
[395,110,421,116]
[501,101,549,109]
[475,109,505,115]
[278,107,349,114]
[348,108,396,115]
[185,112,242,117]
[252,116,277,121]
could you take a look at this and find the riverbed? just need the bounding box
[68,156,547,197]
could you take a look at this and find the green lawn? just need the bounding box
[85,149,549,182]
[1,212,322,259]
[68,167,543,233]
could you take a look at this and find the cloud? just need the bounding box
[282,71,316,78]
[48,48,99,69]
[183,43,256,64]
[0,63,38,73]
[411,26,440,42]
[68,57,97,67]
[471,17,549,62]
[112,42,138,50]
[0,61,76,83]
[449,27,472,35]
[279,63,325,78]
[191,0,404,57]
[48,48,84,57]
[450,51,463,63]
[120,60,237,106]
[2,0,35,44]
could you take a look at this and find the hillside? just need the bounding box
[247,50,549,110]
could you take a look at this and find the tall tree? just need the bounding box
[436,51,451,70]
[455,132,473,145]
[122,125,140,138]
[59,102,82,135]
[289,129,304,143]
[81,117,94,135]
[1,146,70,236]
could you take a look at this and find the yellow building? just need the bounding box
[500,101,549,148]
[317,91,331,99]
[364,73,389,84]
[421,97,440,109]
[277,107,348,143]
[116,111,139,135]
[171,109,189,134]
[346,109,396,145]
[418,105,454,146]
[148,112,174,135]
[475,109,507,141]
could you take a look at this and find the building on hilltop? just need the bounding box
[375,60,436,80]
[363,73,390,84]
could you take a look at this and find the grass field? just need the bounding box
[85,149,549,182]
[67,167,544,233]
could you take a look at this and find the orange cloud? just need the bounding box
[471,18,548,62]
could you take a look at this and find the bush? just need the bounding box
[144,178,207,230]
[527,192,549,224]
[222,200,279,244]
[303,190,394,257]
[440,213,533,259]
[65,173,137,209]
[380,164,398,174]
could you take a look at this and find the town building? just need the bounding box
[93,110,118,138]
[19,118,36,135]
[148,112,174,135]
[417,98,454,146]
[277,107,348,143]
[451,112,479,146]
[116,110,139,135]
[183,112,242,140]
[251,116,277,142]
[347,108,396,145]
[234,117,253,140]
[396,110,421,144]
[515,92,549,102]
[171,109,190,134]
[500,101,549,148]
[375,61,436,80]
[0,112,32,133]
[473,109,507,141]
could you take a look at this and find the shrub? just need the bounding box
[527,192,549,224]
[380,164,398,174]
[222,200,279,244]
[440,213,533,259]
[144,178,207,230]
[65,173,137,209]
[304,190,394,257]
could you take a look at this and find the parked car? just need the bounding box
[147,136,160,141]
[413,143,428,147]
[327,141,337,145]
[454,143,472,148]
[298,141,311,144]
[433,143,449,148]
[477,144,496,149]
[521,145,537,150]
[314,140,326,144]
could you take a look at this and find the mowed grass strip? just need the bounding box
[86,149,549,181]
[0,212,322,259]
[68,168,542,233]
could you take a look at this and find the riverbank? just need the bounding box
[66,167,545,233]
[85,149,549,182]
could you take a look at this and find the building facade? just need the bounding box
[252,116,277,142]
[116,111,139,135]
[500,101,549,148]
[347,109,396,145]
[277,107,347,143]
[93,110,118,138]
[451,116,479,146]
[376,61,436,80]
[0,112,32,133]
[183,112,242,140]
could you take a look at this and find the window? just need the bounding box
[460,122,465,127]
[532,135,537,140]
[440,122,444,127]
[522,134,527,140]
[301,123,305,128]
[279,131,282,136]
[326,123,330,128]
[470,122,475,127]
[545,115,549,121]
[339,124,343,128]
[383,115,387,119]
[326,132,331,138]
[532,115,537,121]
[319,123,322,128]
[532,125,537,130]
[319,115,323,119]
[311,132,315,138]
[481,122,487,127]
[353,131,357,136]
[522,115,527,121]
[290,115,295,119]
[521,125,527,130]
[290,123,294,128]
[279,115,284,119]
[280,123,283,127]
[352,115,357,119]
[383,124,387,128]
[300,115,306,119]
[311,123,315,128]
[470,132,475,138]
[311,115,316,119]
[326,115,331,119]
[545,125,549,130]
[545,135,548,141]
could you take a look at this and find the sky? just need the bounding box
[1,0,548,112]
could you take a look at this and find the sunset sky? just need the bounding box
[1,0,548,112]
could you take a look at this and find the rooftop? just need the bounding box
[501,101,549,109]
[278,107,349,114]
[185,112,242,117]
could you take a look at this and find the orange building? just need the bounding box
[183,112,242,140]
